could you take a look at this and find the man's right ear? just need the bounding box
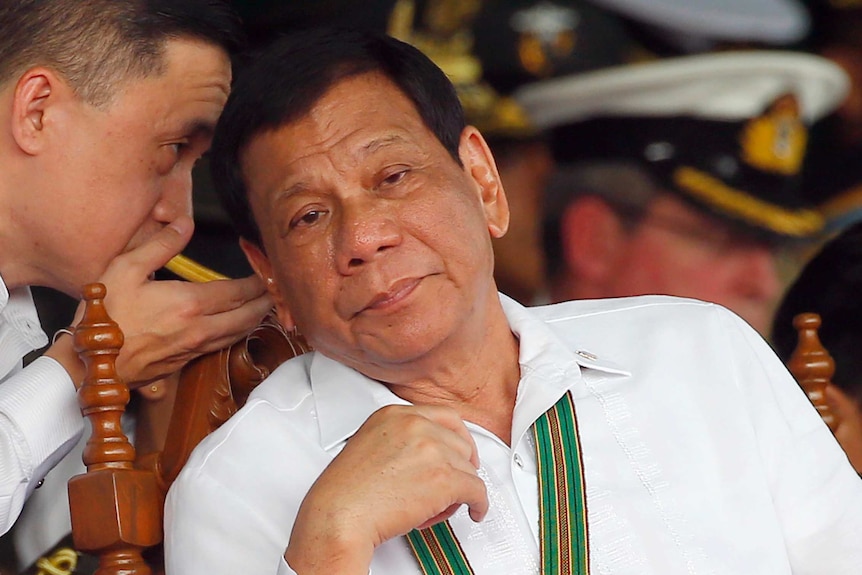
[239,238,296,331]
[10,68,67,155]
[559,195,628,283]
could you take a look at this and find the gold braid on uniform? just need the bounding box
[35,547,78,575]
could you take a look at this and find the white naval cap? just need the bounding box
[587,0,811,46]
[515,50,850,242]
[515,50,849,130]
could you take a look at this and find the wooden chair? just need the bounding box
[787,312,840,432]
[66,283,310,574]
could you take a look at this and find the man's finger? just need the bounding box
[185,293,275,354]
[413,406,481,469]
[447,461,489,523]
[417,471,489,529]
[181,274,270,316]
[119,216,195,276]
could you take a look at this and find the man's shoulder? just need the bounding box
[528,295,748,355]
[532,294,724,324]
[178,352,319,477]
[249,350,317,406]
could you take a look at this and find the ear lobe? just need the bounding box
[459,126,509,238]
[11,69,59,155]
[559,196,627,283]
[239,238,295,330]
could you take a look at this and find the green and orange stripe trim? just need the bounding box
[534,391,589,574]
[405,391,589,574]
[407,521,472,575]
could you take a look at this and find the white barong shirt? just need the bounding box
[166,295,862,574]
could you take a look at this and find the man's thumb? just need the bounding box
[133,216,195,273]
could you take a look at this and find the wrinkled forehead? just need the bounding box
[238,73,435,196]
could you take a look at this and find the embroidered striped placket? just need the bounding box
[406,391,589,575]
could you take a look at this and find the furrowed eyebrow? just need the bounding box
[177,118,217,141]
[360,135,407,156]
[274,181,310,204]
[271,134,414,202]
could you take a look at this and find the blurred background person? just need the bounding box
[517,50,848,334]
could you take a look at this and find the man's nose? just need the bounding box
[153,175,194,223]
[334,197,402,274]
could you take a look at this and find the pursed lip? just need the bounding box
[358,277,423,315]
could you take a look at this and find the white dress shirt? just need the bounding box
[0,275,82,536]
[165,295,862,575]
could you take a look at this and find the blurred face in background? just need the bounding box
[557,192,783,334]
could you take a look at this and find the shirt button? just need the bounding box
[577,350,598,360]
[513,453,525,469]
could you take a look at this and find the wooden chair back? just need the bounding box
[67,283,309,574]
[787,312,840,431]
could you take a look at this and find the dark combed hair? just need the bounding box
[0,0,244,106]
[210,27,466,247]
[772,220,862,404]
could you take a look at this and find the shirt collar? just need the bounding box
[499,294,630,444]
[0,272,9,310]
[311,353,408,450]
[312,294,632,450]
[0,272,47,350]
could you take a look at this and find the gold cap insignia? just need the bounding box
[510,2,580,78]
[740,93,807,176]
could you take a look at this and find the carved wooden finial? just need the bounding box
[788,312,839,431]
[68,283,159,575]
[73,283,133,470]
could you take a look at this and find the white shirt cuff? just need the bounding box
[0,356,83,483]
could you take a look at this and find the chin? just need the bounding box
[367,321,458,365]
[71,260,113,293]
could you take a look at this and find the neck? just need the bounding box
[0,181,21,292]
[0,147,49,292]
[385,299,522,445]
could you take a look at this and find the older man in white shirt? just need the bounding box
[165,27,862,575]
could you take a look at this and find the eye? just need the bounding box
[381,169,407,186]
[290,208,328,229]
[160,142,189,168]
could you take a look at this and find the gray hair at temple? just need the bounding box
[0,0,243,107]
[542,161,659,279]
